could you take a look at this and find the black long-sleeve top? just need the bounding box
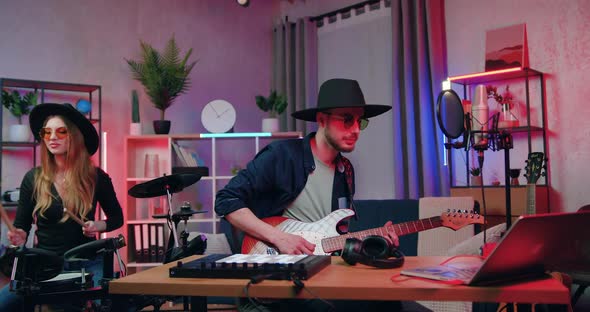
[13,167,124,255]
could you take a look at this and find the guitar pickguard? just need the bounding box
[248,209,355,255]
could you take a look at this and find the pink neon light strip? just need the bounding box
[448,67,522,81]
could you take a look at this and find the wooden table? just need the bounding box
[109,256,570,311]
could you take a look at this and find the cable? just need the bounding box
[479,162,488,245]
[291,277,335,311]
[243,280,270,312]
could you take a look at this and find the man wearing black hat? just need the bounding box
[215,79,408,311]
[215,78,397,254]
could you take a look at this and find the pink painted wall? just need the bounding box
[445,0,590,212]
[0,1,279,216]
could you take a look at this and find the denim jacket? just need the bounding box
[214,132,354,219]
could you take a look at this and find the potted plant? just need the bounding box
[1,89,38,142]
[125,35,197,134]
[130,90,141,135]
[255,90,287,133]
[470,167,482,186]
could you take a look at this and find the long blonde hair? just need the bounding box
[33,116,97,222]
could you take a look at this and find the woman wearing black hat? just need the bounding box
[0,103,124,311]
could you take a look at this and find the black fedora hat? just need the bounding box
[291,78,391,122]
[30,103,99,155]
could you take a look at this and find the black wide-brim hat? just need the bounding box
[291,78,391,122]
[30,103,99,155]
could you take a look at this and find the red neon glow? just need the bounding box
[449,67,522,81]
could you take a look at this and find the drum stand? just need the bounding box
[12,236,127,312]
[126,173,207,312]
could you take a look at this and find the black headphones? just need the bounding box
[341,235,405,269]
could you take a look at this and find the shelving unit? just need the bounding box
[446,68,549,222]
[123,132,302,269]
[0,78,102,208]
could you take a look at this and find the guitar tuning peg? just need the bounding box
[542,172,546,177]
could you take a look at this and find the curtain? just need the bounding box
[390,0,448,198]
[272,18,318,134]
[317,4,396,200]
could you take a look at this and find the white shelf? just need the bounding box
[122,132,302,267]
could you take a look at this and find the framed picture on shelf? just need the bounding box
[485,23,528,71]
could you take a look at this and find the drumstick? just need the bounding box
[63,208,86,227]
[0,203,16,232]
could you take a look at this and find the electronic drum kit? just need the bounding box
[0,171,207,311]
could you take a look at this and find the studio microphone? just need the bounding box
[471,85,489,147]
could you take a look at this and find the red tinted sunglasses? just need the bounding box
[39,127,69,140]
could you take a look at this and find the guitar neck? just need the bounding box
[322,216,442,253]
[526,183,536,215]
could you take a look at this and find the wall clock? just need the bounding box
[201,99,236,133]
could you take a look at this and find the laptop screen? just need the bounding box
[470,211,590,285]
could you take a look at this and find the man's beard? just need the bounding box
[324,126,356,153]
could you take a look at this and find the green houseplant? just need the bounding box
[255,90,287,132]
[2,90,38,124]
[129,89,141,135]
[125,35,197,134]
[2,89,38,141]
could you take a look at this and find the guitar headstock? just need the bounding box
[441,209,485,230]
[524,152,547,185]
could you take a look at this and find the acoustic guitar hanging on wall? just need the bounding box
[523,152,546,215]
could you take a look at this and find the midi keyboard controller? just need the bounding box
[169,254,331,280]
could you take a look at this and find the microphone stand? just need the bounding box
[497,130,514,229]
[469,113,514,231]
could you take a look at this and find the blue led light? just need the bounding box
[200,132,272,138]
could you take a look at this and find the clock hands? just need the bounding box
[217,108,232,118]
[209,105,221,117]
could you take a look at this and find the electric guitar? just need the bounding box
[523,152,546,215]
[242,209,484,255]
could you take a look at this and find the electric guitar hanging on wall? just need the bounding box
[242,209,485,255]
[523,152,546,215]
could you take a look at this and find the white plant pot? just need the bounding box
[8,124,31,142]
[262,118,279,133]
[130,123,142,135]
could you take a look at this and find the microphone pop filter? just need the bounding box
[436,89,465,139]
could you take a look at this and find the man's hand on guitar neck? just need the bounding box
[270,231,316,255]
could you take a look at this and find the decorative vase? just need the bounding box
[471,176,482,186]
[262,118,279,133]
[153,120,171,134]
[130,123,142,135]
[498,103,519,128]
[8,124,32,142]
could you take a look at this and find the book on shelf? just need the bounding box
[171,142,189,166]
[171,142,203,167]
